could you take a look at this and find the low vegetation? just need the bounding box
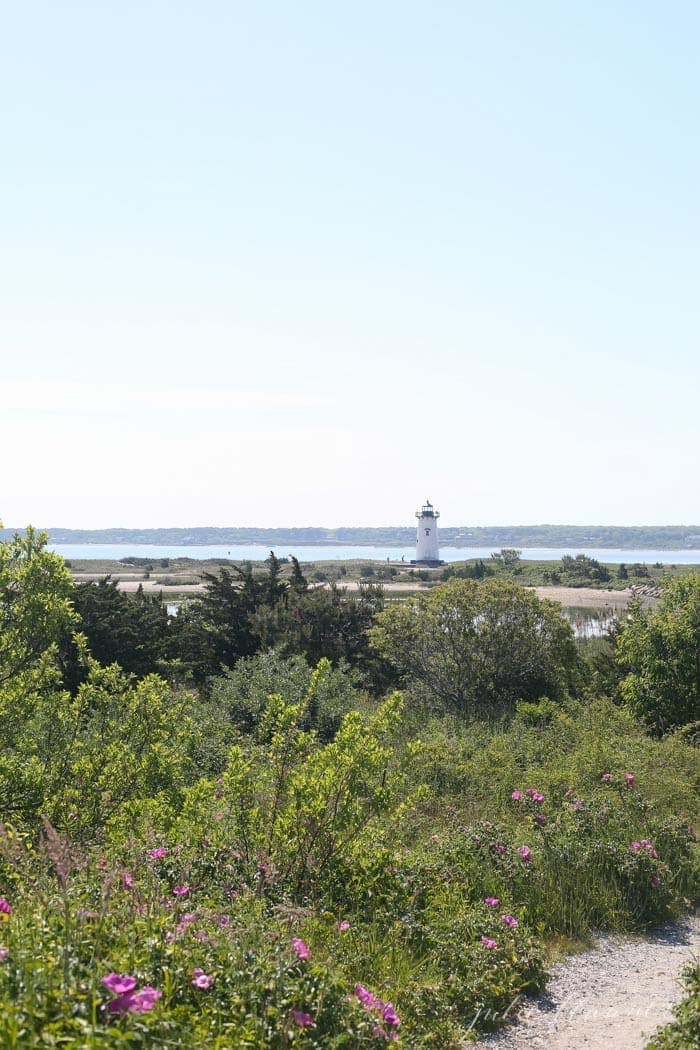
[0,528,697,1047]
[647,962,700,1048]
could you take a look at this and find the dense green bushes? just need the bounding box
[370,579,580,717]
[617,574,700,734]
[0,530,697,1046]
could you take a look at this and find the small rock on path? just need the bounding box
[478,914,699,1050]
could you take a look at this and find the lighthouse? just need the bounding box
[413,499,443,565]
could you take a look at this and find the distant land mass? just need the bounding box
[3,525,700,550]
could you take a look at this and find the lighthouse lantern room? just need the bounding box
[412,499,443,566]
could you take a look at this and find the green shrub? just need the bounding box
[647,962,700,1049]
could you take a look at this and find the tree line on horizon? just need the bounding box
[2,523,700,549]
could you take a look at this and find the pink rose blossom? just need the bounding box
[382,1002,401,1027]
[102,973,137,995]
[191,968,213,990]
[128,987,162,1013]
[355,983,379,1008]
[291,938,311,960]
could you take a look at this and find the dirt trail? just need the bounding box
[478,915,699,1050]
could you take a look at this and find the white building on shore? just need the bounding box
[412,499,443,565]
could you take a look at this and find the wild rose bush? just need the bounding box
[0,849,391,1047]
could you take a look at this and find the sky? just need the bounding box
[1,1,698,529]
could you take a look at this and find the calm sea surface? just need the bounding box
[49,543,700,565]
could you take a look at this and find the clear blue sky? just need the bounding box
[2,2,698,528]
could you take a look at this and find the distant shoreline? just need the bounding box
[3,525,700,551]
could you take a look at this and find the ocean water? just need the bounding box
[49,543,700,565]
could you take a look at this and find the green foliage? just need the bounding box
[560,554,611,584]
[59,578,170,688]
[647,962,700,1049]
[370,579,580,717]
[617,574,700,733]
[491,548,523,570]
[175,676,406,901]
[209,650,364,742]
[0,530,697,1045]
[0,526,76,693]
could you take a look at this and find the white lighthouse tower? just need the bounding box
[413,499,443,565]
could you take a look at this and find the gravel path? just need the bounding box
[478,914,699,1050]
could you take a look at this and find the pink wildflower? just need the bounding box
[337,920,350,931]
[517,845,532,863]
[564,788,574,798]
[102,973,137,995]
[128,986,162,1013]
[291,1010,314,1027]
[291,938,311,960]
[573,800,584,811]
[501,914,518,928]
[108,994,134,1014]
[625,773,636,787]
[531,792,545,803]
[122,872,135,890]
[218,915,230,927]
[601,773,612,782]
[355,983,377,1006]
[511,790,522,801]
[630,841,642,852]
[382,1002,401,1027]
[481,936,498,949]
[534,815,546,825]
[484,896,500,907]
[651,876,660,887]
[0,898,12,916]
[0,947,8,960]
[493,844,506,854]
[191,968,213,990]
[148,848,167,859]
[172,884,189,898]
[214,812,223,821]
